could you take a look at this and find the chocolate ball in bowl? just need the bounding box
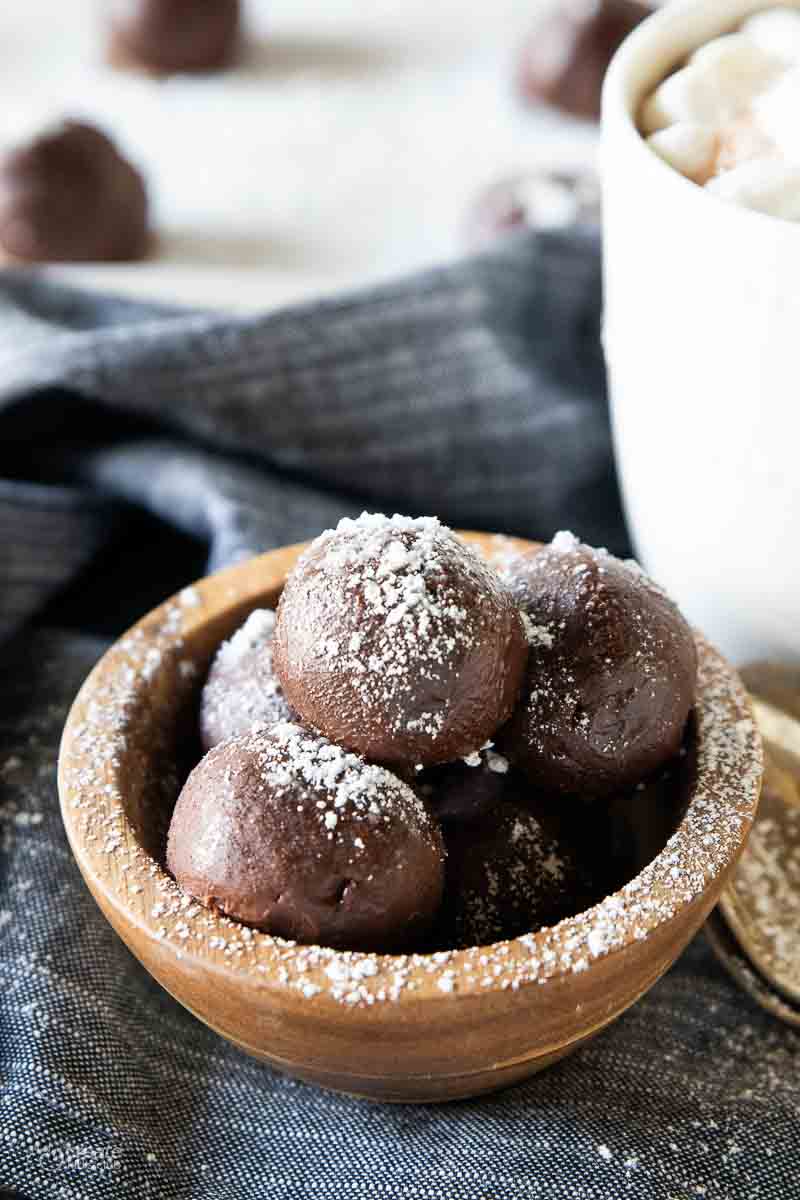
[498,532,697,799]
[167,722,445,951]
[0,121,148,263]
[199,609,293,750]
[440,795,585,948]
[419,746,523,825]
[273,514,528,768]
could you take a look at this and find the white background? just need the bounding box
[0,0,597,312]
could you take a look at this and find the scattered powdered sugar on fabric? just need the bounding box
[0,750,46,854]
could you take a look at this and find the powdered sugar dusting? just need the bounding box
[280,513,524,754]
[304,514,476,741]
[60,553,761,1010]
[450,806,571,947]
[520,611,555,649]
[539,531,668,597]
[200,606,292,748]
[550,530,580,554]
[216,608,276,670]
[486,750,509,774]
[247,721,433,840]
[460,744,509,774]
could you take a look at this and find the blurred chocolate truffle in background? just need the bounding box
[465,167,600,251]
[0,121,149,263]
[106,0,241,75]
[167,722,445,951]
[199,609,294,751]
[498,532,697,799]
[516,0,651,121]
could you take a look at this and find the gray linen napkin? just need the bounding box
[0,231,797,1200]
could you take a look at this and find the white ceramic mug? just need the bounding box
[602,0,800,666]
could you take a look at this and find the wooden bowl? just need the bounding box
[58,534,763,1103]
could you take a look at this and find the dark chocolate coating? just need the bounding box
[420,749,523,825]
[107,0,240,74]
[604,742,694,879]
[0,122,148,263]
[465,168,600,252]
[498,534,697,799]
[274,514,528,767]
[440,796,584,947]
[167,722,445,951]
[567,728,695,902]
[199,609,294,751]
[516,0,650,121]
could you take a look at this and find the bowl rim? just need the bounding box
[57,533,763,1010]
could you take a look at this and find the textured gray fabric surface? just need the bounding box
[0,230,623,629]
[0,234,798,1199]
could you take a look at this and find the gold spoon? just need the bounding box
[710,668,800,1016]
[705,908,800,1030]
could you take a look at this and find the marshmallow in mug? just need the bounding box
[639,7,800,219]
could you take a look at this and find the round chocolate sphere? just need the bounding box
[273,514,528,768]
[440,796,583,947]
[107,0,240,74]
[419,747,520,825]
[199,609,293,751]
[516,0,650,121]
[465,168,600,252]
[498,532,697,799]
[0,121,148,263]
[166,722,445,951]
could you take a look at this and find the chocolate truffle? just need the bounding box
[106,0,240,75]
[465,168,600,252]
[603,744,694,881]
[199,609,293,751]
[167,722,445,951]
[419,746,520,825]
[0,121,148,263]
[498,531,697,799]
[273,514,529,768]
[516,0,650,121]
[440,796,584,947]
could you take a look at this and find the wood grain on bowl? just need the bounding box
[57,534,763,1102]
